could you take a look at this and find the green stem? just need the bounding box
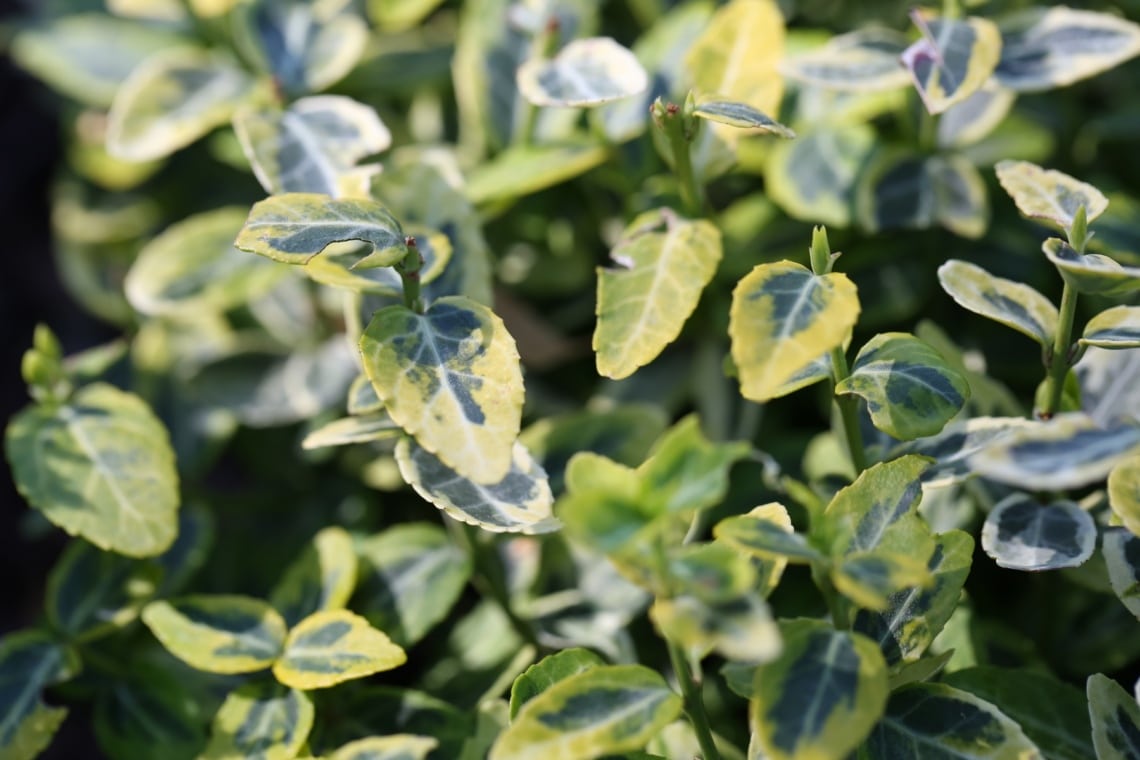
[1040,280,1079,419]
[830,346,867,474]
[733,400,764,444]
[516,17,561,147]
[667,640,722,760]
[397,237,424,313]
[662,107,702,216]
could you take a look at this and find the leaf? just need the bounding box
[329,735,439,760]
[354,522,473,647]
[93,662,208,760]
[765,125,877,228]
[1103,528,1140,621]
[981,494,1096,571]
[1042,238,1140,298]
[995,7,1140,92]
[594,209,723,379]
[853,530,974,666]
[272,609,406,690]
[302,413,402,449]
[317,687,474,760]
[465,139,610,206]
[820,455,931,557]
[156,504,215,596]
[996,160,1108,230]
[395,438,559,534]
[360,297,524,484]
[856,152,989,238]
[1077,347,1140,428]
[943,667,1094,760]
[830,551,933,612]
[937,82,1017,149]
[509,648,604,720]
[1082,306,1140,349]
[937,260,1059,347]
[347,374,384,415]
[691,100,795,137]
[638,416,750,516]
[234,193,406,267]
[269,527,358,627]
[901,13,1002,114]
[234,95,391,198]
[141,595,287,674]
[0,632,79,760]
[489,665,682,760]
[864,682,1043,759]
[715,504,826,565]
[1109,456,1140,537]
[125,207,285,319]
[556,454,646,556]
[202,682,313,760]
[518,37,648,108]
[729,261,860,402]
[242,3,368,95]
[46,540,158,639]
[1088,673,1140,760]
[750,620,888,760]
[304,227,452,296]
[107,48,256,161]
[781,28,911,92]
[5,383,180,557]
[969,413,1140,490]
[836,332,969,440]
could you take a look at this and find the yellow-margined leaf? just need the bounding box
[691,99,795,137]
[1109,456,1140,537]
[1082,306,1140,349]
[509,648,605,720]
[0,632,79,760]
[360,296,524,484]
[594,209,722,379]
[729,261,859,402]
[765,126,877,228]
[329,735,438,760]
[715,503,824,565]
[202,682,313,760]
[141,595,286,674]
[465,139,609,206]
[1043,238,1140,298]
[273,609,406,690]
[938,259,1058,346]
[820,455,933,558]
[269,527,358,627]
[996,160,1108,229]
[301,413,402,450]
[981,494,1096,571]
[830,551,933,611]
[1088,673,1140,760]
[517,37,648,108]
[234,193,406,267]
[1103,528,1140,621]
[781,28,910,92]
[901,13,1002,114]
[490,665,682,760]
[937,82,1016,149]
[304,227,452,296]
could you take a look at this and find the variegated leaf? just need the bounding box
[937,259,1058,347]
[715,504,826,565]
[765,125,877,228]
[981,494,1096,571]
[995,7,1140,92]
[517,37,648,108]
[465,139,609,206]
[141,595,286,674]
[996,160,1108,229]
[691,100,795,137]
[243,3,367,95]
[781,28,910,92]
[938,82,1017,149]
[234,193,406,267]
[1103,528,1140,621]
[0,632,79,760]
[890,416,1032,487]
[329,735,438,760]
[750,620,888,760]
[1082,306,1140,349]
[509,648,604,720]
[92,661,207,760]
[637,415,750,516]
[836,332,969,440]
[729,261,860,402]
[304,227,452,296]
[1043,238,1140,298]
[202,682,313,760]
[396,437,558,534]
[901,13,1002,114]
[46,540,158,639]
[269,527,358,627]
[272,609,406,690]
[820,455,932,558]
[107,48,256,161]
[347,374,384,415]
[234,95,391,198]
[857,152,988,238]
[1088,673,1140,760]
[1109,456,1140,537]
[594,209,723,380]
[301,413,402,450]
[830,551,933,612]
[489,665,682,760]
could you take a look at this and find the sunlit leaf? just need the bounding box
[329,735,439,760]
[273,609,406,690]
[765,125,876,228]
[1110,456,1140,538]
[901,13,1002,114]
[729,261,860,402]
[142,596,286,674]
[509,648,604,721]
[937,259,1058,347]
[107,48,257,162]
[1081,306,1140,350]
[938,82,1017,149]
[831,551,933,612]
[202,682,313,760]
[395,437,559,535]
[996,160,1108,230]
[305,228,452,296]
[490,665,682,760]
[750,619,888,760]
[1088,673,1140,760]
[981,494,1096,571]
[691,100,795,137]
[995,7,1140,92]
[302,413,402,450]
[637,416,750,516]
[518,37,647,107]
[0,631,79,760]
[5,383,180,557]
[715,504,826,565]
[465,139,610,206]
[46,540,158,639]
[1103,528,1140,621]
[781,28,910,92]
[269,527,357,627]
[1043,238,1140,298]
[820,455,931,557]
[594,209,722,379]
[242,3,368,95]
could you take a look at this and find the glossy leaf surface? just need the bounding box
[301,413,402,449]
[937,260,1058,347]
[781,28,910,92]
[142,595,286,674]
[1082,306,1140,349]
[766,126,876,228]
[996,160,1108,229]
[691,100,795,137]
[1103,528,1140,621]
[509,648,604,721]
[273,609,406,690]
[1043,238,1140,298]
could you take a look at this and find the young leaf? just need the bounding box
[715,504,826,565]
[1042,238,1140,298]
[395,438,559,534]
[304,227,452,296]
[202,682,314,760]
[836,332,969,440]
[830,551,933,612]
[900,13,1002,114]
[517,37,648,108]
[106,48,256,161]
[5,383,180,557]
[46,540,159,639]
[269,527,358,627]
[937,260,1059,347]
[1088,673,1140,760]
[234,95,391,198]
[0,632,79,760]
[1103,529,1140,621]
[820,455,931,557]
[637,416,750,517]
[509,648,604,720]
[729,261,860,402]
[489,665,682,760]
[1082,306,1140,349]
[765,125,877,228]
[995,7,1140,92]
[864,682,1042,758]
[141,595,287,674]
[329,735,438,760]
[272,609,406,690]
[558,453,650,556]
[995,161,1108,230]
[780,28,910,92]
[354,522,472,647]
[301,413,402,449]
[234,193,406,267]
[750,620,888,760]
[691,100,795,137]
[594,209,722,380]
[361,297,524,484]
[981,494,1096,571]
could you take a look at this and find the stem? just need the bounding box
[655,98,702,216]
[1040,280,1079,419]
[516,17,561,146]
[831,346,867,473]
[667,640,722,760]
[733,400,764,444]
[397,237,424,313]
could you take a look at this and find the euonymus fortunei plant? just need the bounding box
[7,0,1140,758]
